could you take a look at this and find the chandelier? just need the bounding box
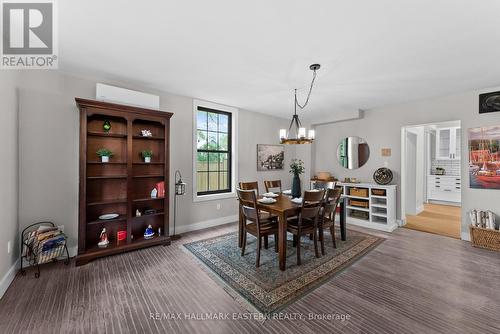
[280,64,320,144]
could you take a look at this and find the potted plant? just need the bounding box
[96,148,113,163]
[142,150,153,163]
[289,159,305,198]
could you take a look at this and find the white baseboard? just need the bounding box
[416,205,424,215]
[172,214,239,235]
[461,231,471,241]
[0,258,20,300]
[68,246,77,258]
[428,199,461,207]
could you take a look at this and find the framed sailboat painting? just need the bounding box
[469,126,500,189]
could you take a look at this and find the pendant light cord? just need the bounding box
[295,68,318,110]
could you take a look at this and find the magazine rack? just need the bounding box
[20,222,70,278]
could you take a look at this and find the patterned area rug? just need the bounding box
[184,229,383,314]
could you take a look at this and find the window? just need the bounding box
[196,106,232,195]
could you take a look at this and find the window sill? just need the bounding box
[193,191,237,203]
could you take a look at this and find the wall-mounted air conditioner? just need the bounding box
[96,83,160,110]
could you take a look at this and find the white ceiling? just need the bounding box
[60,0,500,122]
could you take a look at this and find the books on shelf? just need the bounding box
[469,209,498,230]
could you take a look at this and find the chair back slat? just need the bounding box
[264,180,282,193]
[296,189,325,226]
[241,205,259,221]
[325,187,342,204]
[322,188,342,221]
[303,189,325,204]
[239,181,259,194]
[300,206,322,219]
[237,188,257,208]
[237,188,262,226]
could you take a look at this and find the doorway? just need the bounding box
[401,121,462,239]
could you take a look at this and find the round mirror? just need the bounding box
[336,136,370,169]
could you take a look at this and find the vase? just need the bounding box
[144,157,151,163]
[292,174,301,198]
[101,156,109,163]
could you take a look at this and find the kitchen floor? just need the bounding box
[405,203,461,239]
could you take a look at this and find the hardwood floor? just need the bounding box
[1,223,499,334]
[405,203,461,238]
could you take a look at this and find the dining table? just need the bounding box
[238,194,347,271]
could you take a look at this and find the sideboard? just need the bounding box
[310,180,398,232]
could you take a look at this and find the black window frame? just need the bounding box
[196,106,232,196]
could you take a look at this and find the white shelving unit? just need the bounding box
[338,182,398,232]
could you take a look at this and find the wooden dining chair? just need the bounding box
[237,189,279,267]
[264,180,282,193]
[238,182,259,247]
[287,189,325,265]
[238,181,275,247]
[319,187,343,255]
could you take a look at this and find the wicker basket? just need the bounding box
[372,189,386,196]
[350,211,369,220]
[469,226,500,251]
[349,188,368,197]
[349,199,369,208]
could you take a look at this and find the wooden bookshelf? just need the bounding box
[75,98,173,266]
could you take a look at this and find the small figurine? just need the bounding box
[151,188,158,198]
[141,129,153,137]
[98,228,109,248]
[158,227,162,236]
[135,209,142,217]
[144,225,155,239]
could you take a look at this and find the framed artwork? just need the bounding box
[479,91,500,114]
[257,144,284,171]
[469,126,500,189]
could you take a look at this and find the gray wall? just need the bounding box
[313,86,500,237]
[16,71,293,251]
[0,73,19,280]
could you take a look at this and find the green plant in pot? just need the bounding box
[142,150,153,163]
[96,148,113,163]
[289,159,305,198]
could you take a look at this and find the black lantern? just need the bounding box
[172,170,186,240]
[175,170,186,195]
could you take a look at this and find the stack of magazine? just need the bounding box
[469,209,498,230]
[23,225,67,264]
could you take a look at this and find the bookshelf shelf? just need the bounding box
[132,197,165,203]
[88,131,127,138]
[132,212,165,220]
[132,174,164,179]
[87,175,127,180]
[132,135,165,140]
[87,215,128,225]
[87,199,128,206]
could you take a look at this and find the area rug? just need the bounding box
[184,228,383,314]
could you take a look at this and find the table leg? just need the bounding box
[340,199,347,241]
[278,212,287,271]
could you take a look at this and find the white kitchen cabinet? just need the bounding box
[436,127,460,160]
[427,175,461,203]
[454,127,461,159]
